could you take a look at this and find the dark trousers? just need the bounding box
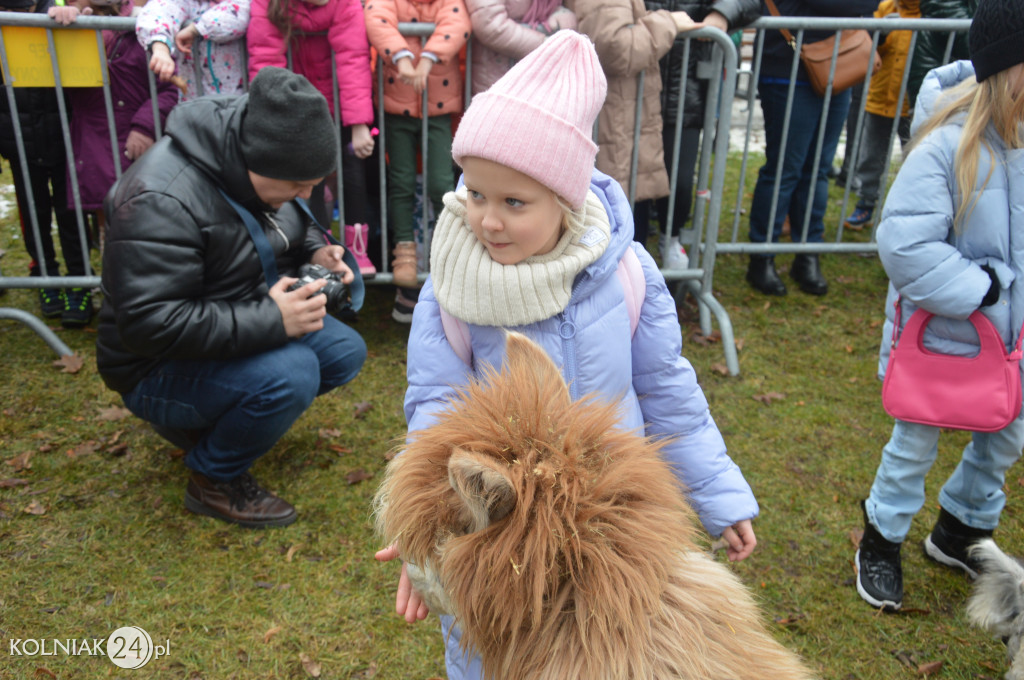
[122,316,366,481]
[8,155,86,277]
[749,82,851,245]
[384,113,454,243]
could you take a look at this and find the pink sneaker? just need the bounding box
[345,223,376,279]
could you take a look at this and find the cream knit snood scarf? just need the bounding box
[430,186,611,326]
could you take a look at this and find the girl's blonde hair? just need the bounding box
[909,66,1024,232]
[555,195,587,238]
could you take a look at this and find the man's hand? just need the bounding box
[411,58,433,93]
[268,276,328,338]
[148,42,177,81]
[720,519,757,562]
[175,23,201,55]
[124,130,155,161]
[671,10,701,34]
[350,124,375,159]
[701,10,728,33]
[375,545,431,623]
[309,245,355,284]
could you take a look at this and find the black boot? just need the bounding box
[856,500,903,611]
[746,256,787,296]
[923,507,993,578]
[790,254,828,295]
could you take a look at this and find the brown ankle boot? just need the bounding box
[185,471,297,528]
[391,241,419,287]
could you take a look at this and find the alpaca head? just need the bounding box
[374,332,696,671]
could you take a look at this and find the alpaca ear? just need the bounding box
[503,331,570,404]
[449,448,516,533]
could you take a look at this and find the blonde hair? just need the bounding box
[555,194,587,238]
[908,67,1024,232]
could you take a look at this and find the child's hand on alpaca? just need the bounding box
[720,519,757,562]
[48,4,88,25]
[124,130,155,161]
[175,24,201,55]
[397,56,417,86]
[350,124,375,159]
[411,58,432,93]
[148,42,177,81]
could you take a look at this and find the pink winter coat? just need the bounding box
[364,0,470,118]
[247,0,374,126]
[465,0,575,95]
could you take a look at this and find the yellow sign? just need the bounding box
[2,25,103,87]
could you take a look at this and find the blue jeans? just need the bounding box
[122,316,366,481]
[748,82,851,245]
[865,417,1024,543]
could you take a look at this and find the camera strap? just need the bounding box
[216,188,365,312]
[217,188,281,286]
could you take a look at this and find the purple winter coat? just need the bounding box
[67,30,178,211]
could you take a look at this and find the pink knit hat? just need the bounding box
[452,30,607,209]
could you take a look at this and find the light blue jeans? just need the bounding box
[865,417,1024,543]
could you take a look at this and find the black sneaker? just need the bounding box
[61,288,95,328]
[856,500,903,610]
[39,288,64,318]
[923,507,993,578]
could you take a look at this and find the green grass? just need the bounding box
[1,165,1020,680]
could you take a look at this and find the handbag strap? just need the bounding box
[891,295,1024,357]
[763,0,798,49]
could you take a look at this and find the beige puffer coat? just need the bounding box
[567,0,677,202]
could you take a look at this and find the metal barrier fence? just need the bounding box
[0,12,972,375]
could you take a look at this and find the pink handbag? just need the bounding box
[882,300,1024,432]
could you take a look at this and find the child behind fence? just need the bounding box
[364,0,469,321]
[48,0,178,327]
[0,0,88,328]
[855,0,1024,613]
[373,32,758,679]
[135,0,249,100]
[247,0,377,277]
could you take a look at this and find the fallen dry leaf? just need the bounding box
[67,442,99,458]
[916,660,943,675]
[849,528,864,548]
[711,363,729,376]
[237,649,250,664]
[330,444,353,456]
[286,544,301,563]
[752,392,787,405]
[318,428,342,438]
[254,581,275,590]
[353,401,373,419]
[300,652,322,677]
[97,406,132,422]
[23,501,46,515]
[263,626,283,643]
[106,444,130,457]
[0,478,29,488]
[346,469,373,485]
[6,452,33,472]
[34,668,57,679]
[52,354,84,374]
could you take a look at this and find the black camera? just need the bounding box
[287,263,351,315]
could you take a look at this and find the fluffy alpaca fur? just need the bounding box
[375,332,816,680]
[967,539,1024,680]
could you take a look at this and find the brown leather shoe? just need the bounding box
[184,471,297,528]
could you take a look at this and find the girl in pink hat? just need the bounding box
[375,29,759,679]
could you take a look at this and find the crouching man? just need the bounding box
[95,67,367,528]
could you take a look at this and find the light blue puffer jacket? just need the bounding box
[876,60,1024,378]
[405,168,758,538]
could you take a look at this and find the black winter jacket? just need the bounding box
[757,0,879,83]
[0,0,67,167]
[644,0,760,129]
[906,0,976,105]
[96,95,329,394]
